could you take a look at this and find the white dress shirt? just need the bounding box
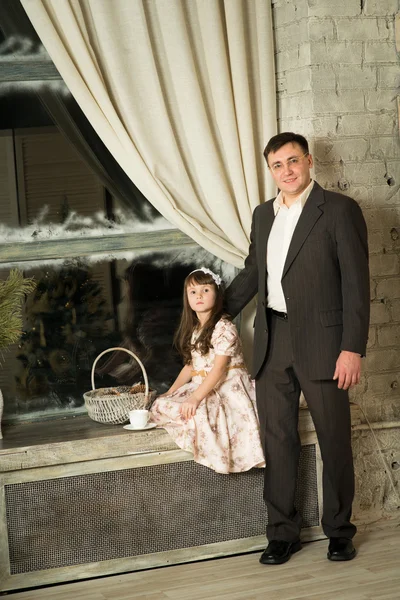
[267,180,314,312]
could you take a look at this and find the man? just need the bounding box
[225,132,370,565]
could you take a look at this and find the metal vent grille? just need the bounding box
[6,445,318,574]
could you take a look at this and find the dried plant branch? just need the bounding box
[0,270,36,350]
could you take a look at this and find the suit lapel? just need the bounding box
[282,182,325,279]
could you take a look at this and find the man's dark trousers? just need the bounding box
[256,311,357,542]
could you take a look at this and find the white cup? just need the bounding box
[129,409,149,429]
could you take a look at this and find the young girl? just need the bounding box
[150,267,265,474]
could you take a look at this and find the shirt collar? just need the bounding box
[273,179,314,216]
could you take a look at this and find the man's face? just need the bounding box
[267,142,313,199]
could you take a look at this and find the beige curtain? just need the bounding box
[21,0,276,267]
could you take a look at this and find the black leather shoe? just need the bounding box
[259,539,302,565]
[327,537,356,561]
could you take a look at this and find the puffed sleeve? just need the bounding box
[212,319,238,356]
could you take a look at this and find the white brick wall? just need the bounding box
[336,18,392,40]
[364,0,399,16]
[315,139,369,162]
[313,91,365,114]
[365,41,400,62]
[272,0,309,27]
[307,0,361,18]
[338,65,377,88]
[365,90,397,111]
[310,41,363,64]
[376,278,400,297]
[273,0,400,517]
[379,64,400,86]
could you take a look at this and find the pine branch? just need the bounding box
[0,270,36,350]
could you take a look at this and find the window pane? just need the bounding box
[1,253,236,422]
[1,90,163,233]
[17,127,108,224]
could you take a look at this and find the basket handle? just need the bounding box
[91,347,149,399]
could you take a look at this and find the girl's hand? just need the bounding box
[180,396,202,420]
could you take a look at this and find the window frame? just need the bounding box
[0,230,196,266]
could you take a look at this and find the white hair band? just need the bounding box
[188,267,222,286]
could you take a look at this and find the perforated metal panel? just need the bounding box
[5,445,318,574]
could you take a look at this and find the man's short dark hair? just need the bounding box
[264,132,309,163]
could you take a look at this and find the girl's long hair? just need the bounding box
[174,270,228,364]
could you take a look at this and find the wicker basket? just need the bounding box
[84,347,156,425]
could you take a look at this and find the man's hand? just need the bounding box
[179,396,202,420]
[333,351,361,390]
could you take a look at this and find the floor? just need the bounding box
[6,523,400,600]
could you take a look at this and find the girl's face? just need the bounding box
[186,282,217,319]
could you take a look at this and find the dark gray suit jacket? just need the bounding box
[225,181,370,380]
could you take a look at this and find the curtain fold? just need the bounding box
[20,0,277,266]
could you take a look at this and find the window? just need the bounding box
[0,46,236,423]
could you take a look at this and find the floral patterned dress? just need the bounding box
[150,318,265,474]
